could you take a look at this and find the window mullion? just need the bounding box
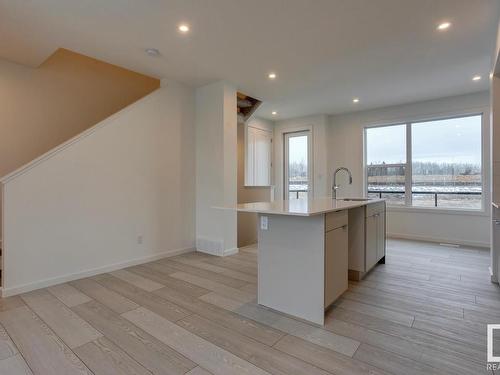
[405,123,412,206]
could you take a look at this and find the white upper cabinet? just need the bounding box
[245,125,272,186]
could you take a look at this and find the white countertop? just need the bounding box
[236,197,385,217]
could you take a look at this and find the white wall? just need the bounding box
[328,91,491,247]
[247,117,274,133]
[491,76,500,280]
[195,81,238,256]
[273,115,329,200]
[1,83,196,296]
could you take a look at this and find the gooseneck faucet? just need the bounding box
[332,167,352,199]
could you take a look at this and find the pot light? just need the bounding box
[145,48,160,57]
[352,98,360,103]
[178,24,190,33]
[472,75,482,81]
[272,111,278,115]
[268,72,277,80]
[437,22,451,31]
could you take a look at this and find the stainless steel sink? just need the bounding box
[339,198,372,201]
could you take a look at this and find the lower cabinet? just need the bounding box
[324,210,348,308]
[348,201,386,280]
[376,210,386,261]
[365,213,379,270]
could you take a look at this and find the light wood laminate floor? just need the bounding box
[0,239,497,374]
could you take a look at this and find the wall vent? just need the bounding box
[196,237,225,256]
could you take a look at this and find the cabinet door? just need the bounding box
[365,214,378,270]
[376,212,386,261]
[245,128,256,185]
[254,130,272,186]
[325,225,348,308]
[245,126,272,186]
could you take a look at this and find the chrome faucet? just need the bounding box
[333,167,352,199]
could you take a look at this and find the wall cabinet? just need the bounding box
[348,201,386,280]
[245,125,272,186]
[324,210,348,308]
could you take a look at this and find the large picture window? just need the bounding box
[365,114,482,210]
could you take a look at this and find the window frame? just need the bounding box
[363,112,486,214]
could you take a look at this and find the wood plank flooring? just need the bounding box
[0,239,497,374]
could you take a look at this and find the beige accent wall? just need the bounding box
[0,48,160,178]
[237,121,272,247]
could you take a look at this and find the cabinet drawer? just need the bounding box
[365,202,385,217]
[325,210,348,232]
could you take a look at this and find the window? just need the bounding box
[365,114,482,210]
[366,124,407,206]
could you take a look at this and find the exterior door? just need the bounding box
[284,131,312,199]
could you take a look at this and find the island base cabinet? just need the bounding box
[324,224,348,308]
[348,202,386,281]
[365,214,379,270]
[377,211,386,261]
[258,214,327,325]
[365,202,386,272]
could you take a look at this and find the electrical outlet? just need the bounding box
[137,235,143,245]
[260,216,269,230]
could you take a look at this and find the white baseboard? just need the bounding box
[238,243,257,251]
[388,232,490,249]
[1,246,194,297]
[490,266,498,284]
[223,247,239,256]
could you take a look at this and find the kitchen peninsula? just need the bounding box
[237,197,386,325]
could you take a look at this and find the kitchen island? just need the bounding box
[237,197,386,325]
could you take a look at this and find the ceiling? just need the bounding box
[1,0,499,120]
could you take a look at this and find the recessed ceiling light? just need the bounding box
[472,75,482,81]
[145,48,160,57]
[268,72,277,80]
[178,24,190,33]
[271,111,277,115]
[352,98,360,103]
[437,22,451,31]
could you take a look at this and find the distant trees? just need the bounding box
[367,161,481,189]
[289,160,307,179]
[367,161,480,177]
[412,161,479,176]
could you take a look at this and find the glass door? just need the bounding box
[284,131,312,199]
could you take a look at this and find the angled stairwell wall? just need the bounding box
[0,48,160,178]
[0,48,160,265]
[1,83,195,296]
